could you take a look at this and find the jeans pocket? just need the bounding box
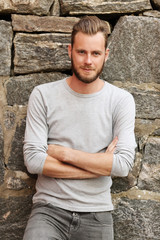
[93,211,113,225]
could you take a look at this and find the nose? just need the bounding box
[84,54,92,65]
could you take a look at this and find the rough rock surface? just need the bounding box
[143,10,160,18]
[0,195,33,240]
[138,137,160,192]
[113,198,160,240]
[0,124,4,184]
[5,72,68,106]
[12,15,81,33]
[151,0,160,10]
[14,33,71,74]
[7,118,27,171]
[102,16,160,84]
[132,90,160,119]
[0,0,54,15]
[60,0,152,15]
[0,21,13,76]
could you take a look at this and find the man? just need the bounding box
[23,16,136,240]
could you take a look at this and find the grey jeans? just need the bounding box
[23,203,114,240]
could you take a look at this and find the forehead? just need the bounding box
[73,31,106,50]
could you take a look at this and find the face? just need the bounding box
[68,32,109,84]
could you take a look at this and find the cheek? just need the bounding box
[94,58,104,67]
[99,56,106,65]
[74,56,84,65]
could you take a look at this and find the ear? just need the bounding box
[105,48,109,62]
[68,44,72,59]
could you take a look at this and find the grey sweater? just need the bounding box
[24,78,136,212]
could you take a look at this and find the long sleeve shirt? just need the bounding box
[23,78,136,212]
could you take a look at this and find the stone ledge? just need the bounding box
[112,187,160,202]
[14,33,71,74]
[0,0,54,15]
[12,15,80,33]
[143,10,160,18]
[60,0,152,16]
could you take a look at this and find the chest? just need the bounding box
[46,95,114,152]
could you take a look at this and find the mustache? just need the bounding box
[80,66,95,70]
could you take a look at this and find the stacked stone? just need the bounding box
[0,1,160,239]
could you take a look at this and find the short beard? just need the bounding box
[71,57,105,84]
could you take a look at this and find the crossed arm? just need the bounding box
[42,137,118,179]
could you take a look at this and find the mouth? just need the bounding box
[81,67,94,72]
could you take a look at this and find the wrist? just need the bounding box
[47,144,67,162]
[62,147,75,163]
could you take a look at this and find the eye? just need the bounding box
[93,51,101,56]
[77,50,85,55]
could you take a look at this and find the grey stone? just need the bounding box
[0,21,13,76]
[0,223,25,240]
[137,135,149,151]
[132,90,160,119]
[102,16,160,84]
[135,119,160,151]
[0,195,33,240]
[153,128,160,136]
[7,118,27,171]
[4,110,16,129]
[0,0,54,15]
[50,0,60,16]
[14,33,71,74]
[143,10,160,18]
[138,137,160,192]
[6,176,29,190]
[5,72,68,106]
[135,119,160,138]
[151,0,160,10]
[60,0,152,16]
[12,15,80,33]
[0,76,8,105]
[111,174,137,194]
[0,124,5,184]
[113,198,160,240]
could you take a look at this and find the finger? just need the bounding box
[108,137,118,149]
[106,137,118,152]
[107,146,116,154]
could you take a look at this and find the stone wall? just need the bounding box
[0,1,160,239]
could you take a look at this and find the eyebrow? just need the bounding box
[92,50,103,54]
[76,48,103,54]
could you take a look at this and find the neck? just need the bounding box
[66,75,104,94]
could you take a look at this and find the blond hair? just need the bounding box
[71,16,108,49]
